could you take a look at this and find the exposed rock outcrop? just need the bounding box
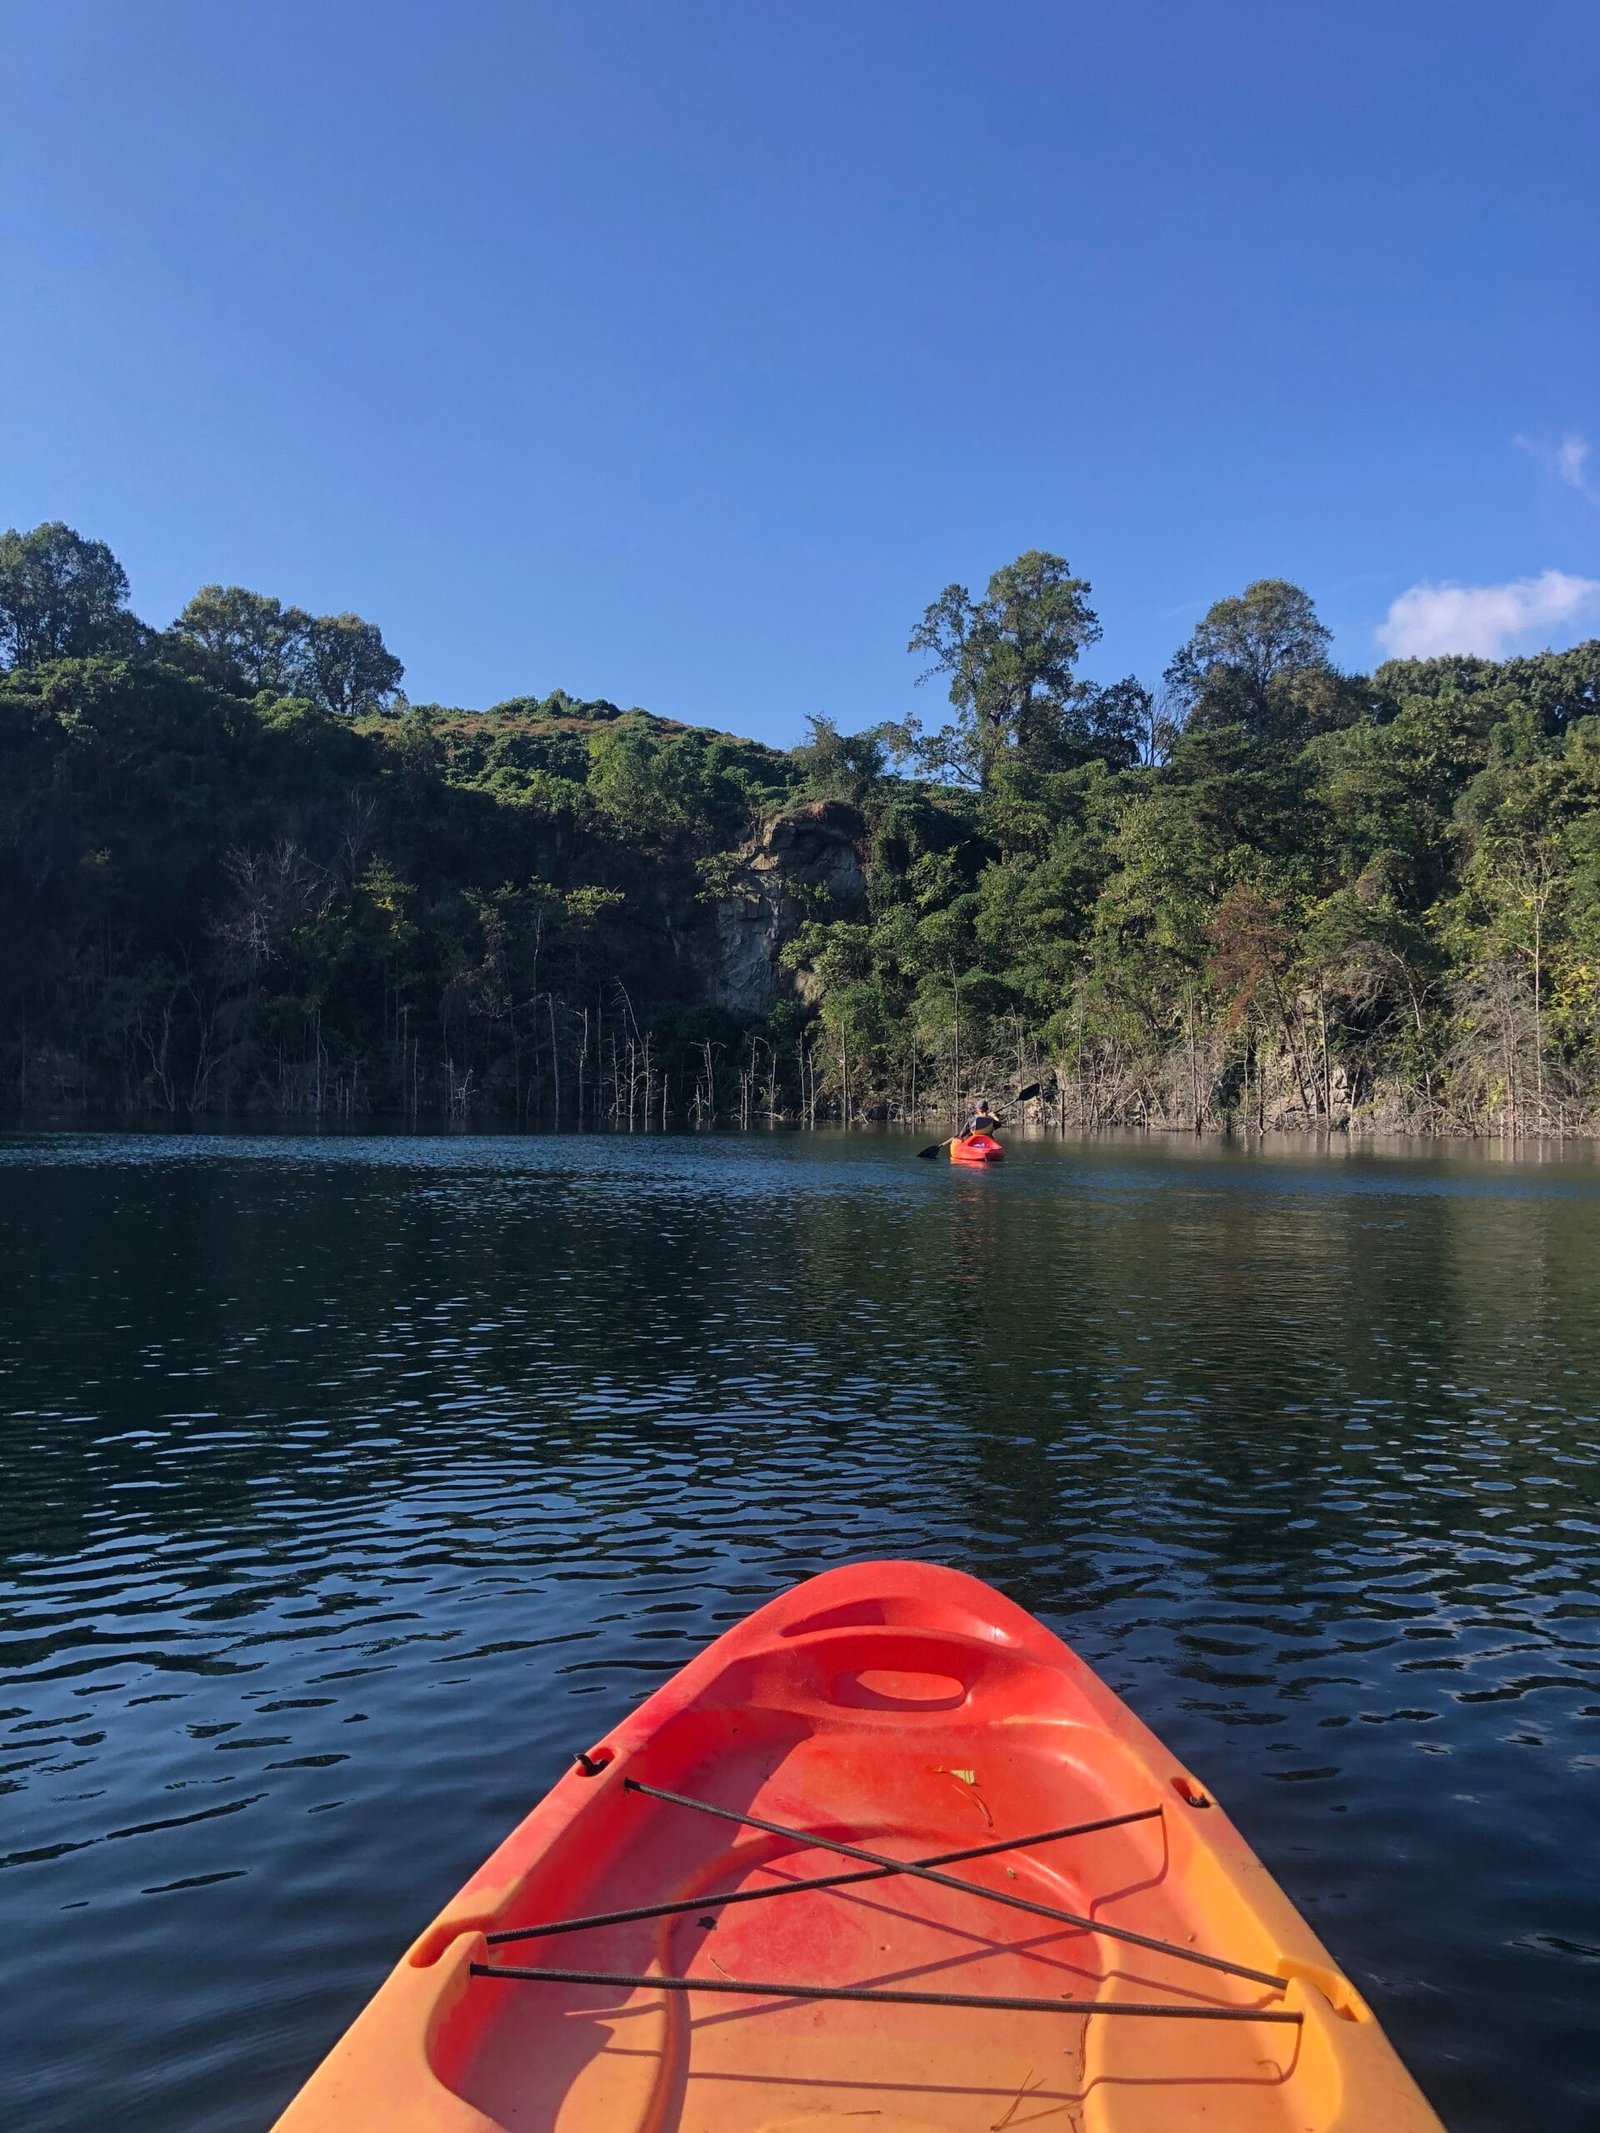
[704,801,867,1013]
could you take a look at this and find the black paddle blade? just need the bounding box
[916,1140,948,1159]
[1014,1082,1041,1103]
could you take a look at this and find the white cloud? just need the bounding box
[1555,435,1596,499]
[1515,430,1600,505]
[1376,570,1600,660]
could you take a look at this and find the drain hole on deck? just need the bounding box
[831,1667,968,1711]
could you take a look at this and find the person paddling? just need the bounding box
[916,1082,1037,1157]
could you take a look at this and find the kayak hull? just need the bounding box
[949,1132,1003,1163]
[275,1561,1444,2133]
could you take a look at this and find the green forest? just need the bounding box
[3,519,1598,1135]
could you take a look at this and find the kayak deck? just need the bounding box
[949,1132,1003,1163]
[462,1754,1283,2132]
[277,1564,1444,2133]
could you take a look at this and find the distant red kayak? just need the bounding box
[275,1561,1443,2133]
[949,1131,1003,1163]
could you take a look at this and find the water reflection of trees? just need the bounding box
[4,1138,1597,1625]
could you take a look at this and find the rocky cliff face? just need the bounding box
[704,801,867,1013]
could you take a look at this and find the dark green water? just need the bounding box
[2,1131,1599,2132]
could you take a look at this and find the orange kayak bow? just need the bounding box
[949,1131,1004,1163]
[275,1561,1444,2133]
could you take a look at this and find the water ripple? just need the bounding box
[1,1130,1599,2131]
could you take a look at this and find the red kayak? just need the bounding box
[277,1561,1443,2133]
[949,1131,1003,1163]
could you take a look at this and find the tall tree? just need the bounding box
[172,585,313,693]
[909,550,1102,788]
[1164,579,1333,742]
[0,522,142,668]
[301,613,404,716]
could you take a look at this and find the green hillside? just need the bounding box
[3,521,1598,1133]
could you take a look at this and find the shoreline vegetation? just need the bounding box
[4,524,1599,1139]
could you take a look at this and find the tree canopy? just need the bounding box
[1164,577,1338,742]
[908,550,1105,786]
[0,521,143,666]
[172,585,404,712]
[173,585,312,693]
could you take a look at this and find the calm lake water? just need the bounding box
[2,1129,1598,2132]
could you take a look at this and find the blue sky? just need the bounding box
[5,2,1598,743]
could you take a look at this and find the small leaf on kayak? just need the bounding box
[933,1764,994,1824]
